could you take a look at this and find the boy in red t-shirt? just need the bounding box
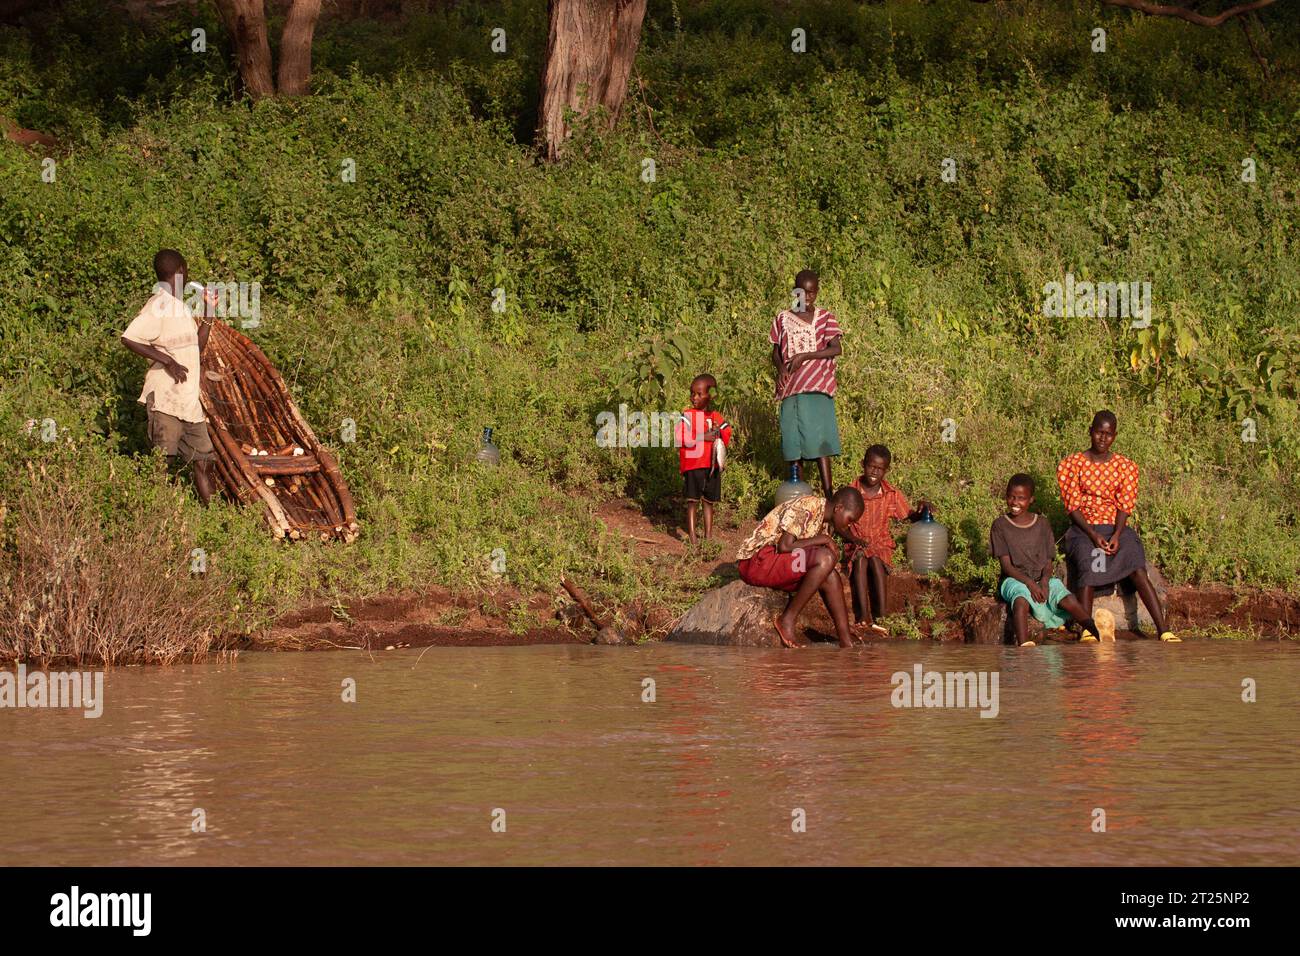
[675,374,732,546]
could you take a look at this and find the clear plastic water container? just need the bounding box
[475,427,500,467]
[906,505,948,574]
[774,464,814,506]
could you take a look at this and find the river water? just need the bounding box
[2,642,1297,866]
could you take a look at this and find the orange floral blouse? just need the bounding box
[1056,452,1139,526]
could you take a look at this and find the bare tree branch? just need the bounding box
[1239,12,1273,78]
[1098,0,1280,27]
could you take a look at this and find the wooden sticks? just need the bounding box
[199,320,359,541]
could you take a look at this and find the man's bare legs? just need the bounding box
[776,546,853,648]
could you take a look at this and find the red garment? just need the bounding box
[675,408,731,474]
[844,477,911,563]
[738,544,807,592]
[769,308,843,400]
[1056,452,1139,525]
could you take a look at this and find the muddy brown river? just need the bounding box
[2,642,1297,865]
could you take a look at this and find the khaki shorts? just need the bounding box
[147,408,214,463]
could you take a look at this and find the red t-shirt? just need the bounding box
[847,477,911,561]
[675,408,732,473]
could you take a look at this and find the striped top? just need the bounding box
[846,477,911,559]
[769,308,843,401]
[1056,452,1139,525]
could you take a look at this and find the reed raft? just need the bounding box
[199,320,358,542]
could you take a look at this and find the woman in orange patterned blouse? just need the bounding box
[1057,410,1179,642]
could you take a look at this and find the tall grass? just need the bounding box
[0,447,228,664]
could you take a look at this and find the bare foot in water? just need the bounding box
[773,613,800,649]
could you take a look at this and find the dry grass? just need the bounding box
[0,461,227,665]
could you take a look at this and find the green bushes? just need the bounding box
[0,0,1297,651]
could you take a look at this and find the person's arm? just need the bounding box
[1066,508,1108,550]
[196,312,213,352]
[998,555,1044,600]
[788,334,842,371]
[195,286,221,352]
[1106,510,1129,554]
[905,498,932,521]
[121,336,187,383]
[777,529,838,562]
[1107,459,1137,553]
[678,414,699,449]
[1040,523,1057,591]
[1059,456,1107,550]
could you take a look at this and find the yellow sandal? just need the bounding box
[1094,608,1116,643]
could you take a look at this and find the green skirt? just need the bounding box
[779,392,841,461]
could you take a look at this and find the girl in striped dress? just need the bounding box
[770,269,843,497]
[1056,410,1180,642]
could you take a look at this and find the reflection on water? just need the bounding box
[2,643,1297,865]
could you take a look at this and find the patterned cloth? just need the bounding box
[769,308,843,400]
[736,494,828,561]
[1056,452,1139,525]
[843,477,910,563]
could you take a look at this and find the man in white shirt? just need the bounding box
[121,249,216,504]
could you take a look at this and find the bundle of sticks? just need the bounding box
[199,320,359,542]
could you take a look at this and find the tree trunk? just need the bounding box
[536,0,648,161]
[277,0,323,97]
[215,0,275,100]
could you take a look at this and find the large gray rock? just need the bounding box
[1089,563,1169,631]
[667,579,793,647]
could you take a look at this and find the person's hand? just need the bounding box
[1089,530,1108,553]
[702,427,721,441]
[1106,532,1122,556]
[823,537,841,564]
[165,359,188,384]
[917,499,933,516]
[1028,581,1046,604]
[788,353,808,373]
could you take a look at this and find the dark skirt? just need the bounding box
[1063,523,1147,589]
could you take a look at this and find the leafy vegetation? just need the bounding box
[1,0,1297,658]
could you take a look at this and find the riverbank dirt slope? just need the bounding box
[252,498,1300,652]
